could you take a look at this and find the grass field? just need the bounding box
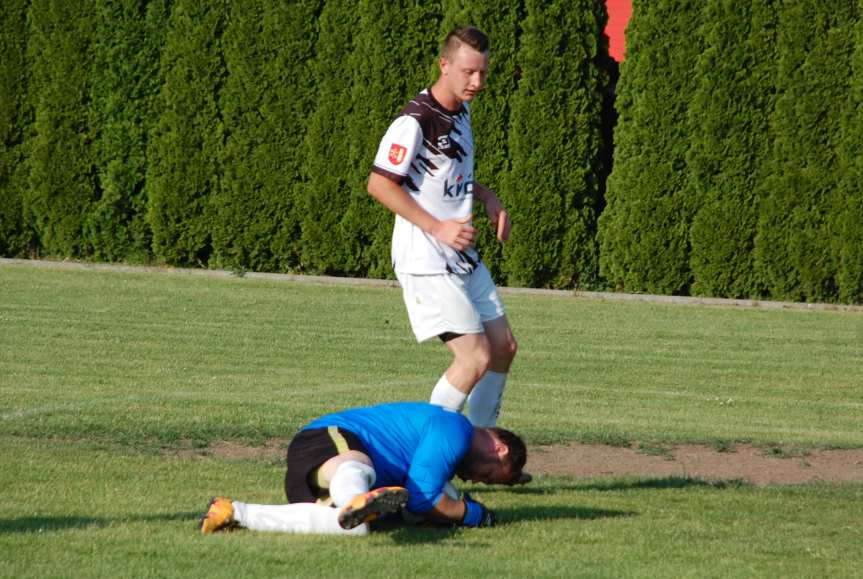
[1,262,862,577]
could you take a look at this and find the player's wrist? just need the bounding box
[461,494,495,528]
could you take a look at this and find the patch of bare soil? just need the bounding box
[527,443,863,485]
[173,439,863,486]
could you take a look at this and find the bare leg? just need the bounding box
[468,316,517,427]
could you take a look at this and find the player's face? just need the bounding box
[457,437,514,485]
[440,45,488,104]
[458,460,513,485]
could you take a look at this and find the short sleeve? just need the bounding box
[403,413,472,513]
[371,115,423,183]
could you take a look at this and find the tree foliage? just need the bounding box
[146,0,224,266]
[686,0,777,298]
[504,0,607,288]
[25,0,96,257]
[0,0,31,256]
[599,0,705,295]
[212,0,320,273]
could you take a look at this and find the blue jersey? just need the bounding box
[303,402,473,513]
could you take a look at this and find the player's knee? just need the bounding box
[462,343,491,380]
[491,335,517,368]
[503,335,518,363]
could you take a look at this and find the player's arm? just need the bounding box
[473,182,510,242]
[424,491,495,528]
[367,172,476,251]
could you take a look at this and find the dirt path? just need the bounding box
[527,442,863,485]
[184,440,863,486]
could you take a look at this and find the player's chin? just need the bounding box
[462,91,477,101]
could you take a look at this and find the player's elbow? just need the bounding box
[366,173,378,196]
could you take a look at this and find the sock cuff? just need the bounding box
[430,374,468,412]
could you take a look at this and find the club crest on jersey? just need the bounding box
[388,144,407,165]
[437,135,451,150]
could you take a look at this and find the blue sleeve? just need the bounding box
[404,414,472,513]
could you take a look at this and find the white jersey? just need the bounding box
[372,89,480,275]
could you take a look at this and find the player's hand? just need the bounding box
[483,197,510,243]
[431,215,476,251]
[461,493,496,528]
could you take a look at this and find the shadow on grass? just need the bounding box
[476,476,751,495]
[578,477,751,492]
[0,511,199,535]
[0,516,109,534]
[382,505,632,545]
[495,504,633,525]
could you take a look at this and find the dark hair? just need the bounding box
[489,427,527,480]
[442,26,490,58]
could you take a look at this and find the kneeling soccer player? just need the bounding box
[200,401,527,535]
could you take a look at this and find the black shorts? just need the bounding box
[284,426,368,504]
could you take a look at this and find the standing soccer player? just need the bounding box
[367,26,518,433]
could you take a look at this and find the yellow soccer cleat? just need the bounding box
[337,486,409,530]
[200,497,235,534]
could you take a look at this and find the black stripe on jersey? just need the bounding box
[402,93,467,163]
[405,176,419,192]
[414,154,438,176]
[452,141,466,163]
[371,165,406,185]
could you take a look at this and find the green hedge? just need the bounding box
[602,0,862,303]
[211,0,319,273]
[599,0,705,295]
[25,0,96,258]
[4,0,863,303]
[504,0,606,288]
[146,0,224,267]
[686,0,776,299]
[838,2,863,303]
[0,0,30,256]
[86,0,168,262]
[755,1,858,302]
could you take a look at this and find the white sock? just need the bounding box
[468,371,507,427]
[328,461,376,507]
[429,374,468,412]
[233,501,368,535]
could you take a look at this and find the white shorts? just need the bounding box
[395,263,506,342]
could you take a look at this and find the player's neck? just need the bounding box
[430,80,462,113]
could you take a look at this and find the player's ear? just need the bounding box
[494,439,509,461]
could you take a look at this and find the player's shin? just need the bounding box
[467,370,506,427]
[232,501,368,535]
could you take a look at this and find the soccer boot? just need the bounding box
[200,496,236,534]
[337,486,409,530]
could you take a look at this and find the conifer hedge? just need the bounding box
[504,0,606,288]
[3,0,863,303]
[685,0,776,299]
[86,0,168,262]
[0,0,30,256]
[598,0,705,295]
[755,1,858,302]
[338,0,443,278]
[25,0,96,258]
[212,0,319,273]
[146,0,225,266]
[838,2,863,303]
[298,0,361,275]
